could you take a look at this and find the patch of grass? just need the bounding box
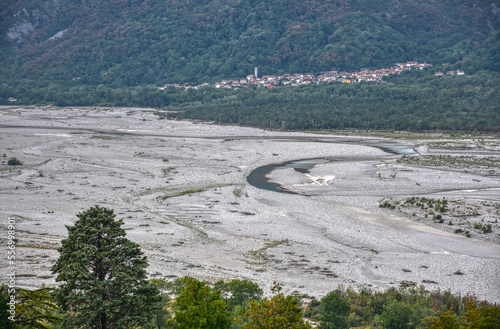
[249,239,289,263]
[306,129,461,140]
[397,155,500,171]
[158,188,208,201]
[426,140,500,151]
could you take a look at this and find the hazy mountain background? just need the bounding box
[1,0,499,86]
[1,0,499,131]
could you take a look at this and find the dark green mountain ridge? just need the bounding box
[1,0,499,86]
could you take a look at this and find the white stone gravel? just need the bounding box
[0,106,499,302]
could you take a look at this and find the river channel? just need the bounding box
[247,140,418,194]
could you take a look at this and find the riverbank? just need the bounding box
[1,106,499,302]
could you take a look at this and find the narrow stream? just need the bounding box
[247,141,418,194]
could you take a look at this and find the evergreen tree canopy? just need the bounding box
[51,206,161,329]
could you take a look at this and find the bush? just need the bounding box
[474,223,493,233]
[304,299,323,321]
[7,157,22,165]
[379,201,395,209]
[482,224,492,233]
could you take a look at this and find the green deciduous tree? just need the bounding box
[51,206,161,329]
[239,282,312,329]
[423,309,459,329]
[215,279,263,312]
[318,290,350,329]
[474,306,500,329]
[460,299,500,329]
[376,300,417,329]
[214,279,263,329]
[173,277,231,329]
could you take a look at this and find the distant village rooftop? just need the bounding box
[158,61,438,90]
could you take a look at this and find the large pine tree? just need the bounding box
[51,206,161,329]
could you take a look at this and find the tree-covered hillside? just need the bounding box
[1,0,499,86]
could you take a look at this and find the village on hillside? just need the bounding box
[156,61,462,91]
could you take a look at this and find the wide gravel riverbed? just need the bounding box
[1,106,499,302]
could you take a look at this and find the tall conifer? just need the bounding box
[52,206,161,329]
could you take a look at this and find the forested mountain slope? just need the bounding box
[1,0,499,86]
